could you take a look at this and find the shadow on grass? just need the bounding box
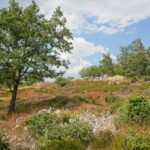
[15,95,91,113]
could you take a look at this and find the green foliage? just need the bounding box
[15,95,89,113]
[105,93,119,104]
[22,74,44,86]
[26,112,93,144]
[61,112,70,123]
[41,95,88,108]
[117,39,150,77]
[126,95,150,122]
[26,112,58,136]
[62,119,93,143]
[139,83,150,90]
[131,76,139,83]
[43,119,93,144]
[90,130,114,149]
[123,130,150,150]
[38,137,84,150]
[0,0,72,112]
[55,77,70,87]
[0,132,10,150]
[144,76,150,81]
[80,66,102,78]
[100,53,115,76]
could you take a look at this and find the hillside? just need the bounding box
[0,78,150,149]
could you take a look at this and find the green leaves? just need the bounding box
[0,1,72,84]
[126,95,150,122]
[117,39,150,77]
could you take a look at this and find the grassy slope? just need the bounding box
[0,79,150,149]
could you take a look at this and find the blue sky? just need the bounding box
[1,0,150,77]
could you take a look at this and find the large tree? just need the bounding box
[0,0,73,113]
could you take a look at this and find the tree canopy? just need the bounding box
[0,0,73,113]
[80,39,150,78]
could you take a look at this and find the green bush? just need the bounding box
[105,93,119,104]
[55,77,69,87]
[123,131,150,150]
[44,119,93,144]
[26,111,58,136]
[26,111,93,144]
[131,76,139,83]
[0,132,10,150]
[39,95,89,108]
[38,137,84,150]
[144,76,150,81]
[61,112,70,123]
[90,130,114,149]
[63,119,93,143]
[126,95,150,122]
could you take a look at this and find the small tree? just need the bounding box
[0,0,73,113]
[100,53,115,76]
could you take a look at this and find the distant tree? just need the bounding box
[100,53,115,76]
[80,66,102,78]
[0,0,73,113]
[117,39,149,77]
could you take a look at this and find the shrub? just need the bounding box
[61,112,70,123]
[125,136,150,150]
[126,95,150,122]
[123,131,150,150]
[26,111,58,136]
[131,76,139,83]
[144,76,150,81]
[55,77,69,87]
[105,93,119,104]
[26,111,93,144]
[63,119,93,143]
[39,95,89,108]
[90,130,114,149]
[0,114,6,121]
[44,119,93,144]
[38,137,84,150]
[0,132,10,150]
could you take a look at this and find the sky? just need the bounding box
[0,0,150,78]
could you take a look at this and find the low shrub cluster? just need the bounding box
[122,130,150,150]
[144,76,150,81]
[131,76,140,83]
[90,130,114,149]
[126,95,150,122]
[104,93,119,104]
[26,111,93,149]
[38,137,84,150]
[116,95,150,125]
[26,111,58,136]
[0,132,10,150]
[55,77,70,87]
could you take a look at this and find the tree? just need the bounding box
[100,53,115,76]
[117,39,149,77]
[0,0,73,113]
[79,66,102,78]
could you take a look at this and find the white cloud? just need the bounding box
[61,37,108,78]
[38,0,150,34]
[1,0,150,34]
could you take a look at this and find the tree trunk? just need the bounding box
[8,80,19,114]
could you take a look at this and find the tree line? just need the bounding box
[80,39,150,78]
